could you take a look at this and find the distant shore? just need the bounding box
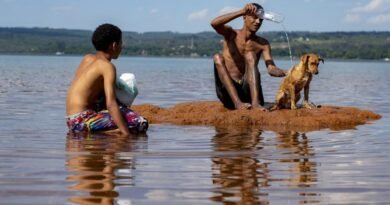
[1,53,389,63]
[1,27,389,60]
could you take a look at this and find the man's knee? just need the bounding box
[244,52,256,65]
[213,53,225,67]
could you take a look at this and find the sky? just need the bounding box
[0,0,389,33]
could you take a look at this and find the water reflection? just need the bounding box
[210,126,268,204]
[65,133,147,205]
[273,131,320,204]
[210,127,319,204]
[275,131,318,189]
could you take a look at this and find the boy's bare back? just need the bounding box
[66,53,116,116]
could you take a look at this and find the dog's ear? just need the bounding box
[319,58,324,64]
[300,55,305,62]
[306,55,310,63]
[300,54,310,64]
[305,55,310,64]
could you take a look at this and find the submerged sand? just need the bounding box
[132,101,381,132]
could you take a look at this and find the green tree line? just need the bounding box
[0,27,389,60]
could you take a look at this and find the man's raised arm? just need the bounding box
[210,4,257,36]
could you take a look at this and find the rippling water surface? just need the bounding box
[0,55,389,204]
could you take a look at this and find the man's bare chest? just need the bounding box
[233,39,259,53]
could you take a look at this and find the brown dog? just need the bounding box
[270,54,324,111]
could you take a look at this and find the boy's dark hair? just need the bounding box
[92,23,122,51]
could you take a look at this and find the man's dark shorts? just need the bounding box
[214,64,264,109]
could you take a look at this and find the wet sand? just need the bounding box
[133,101,381,132]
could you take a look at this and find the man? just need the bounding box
[66,23,148,136]
[211,3,286,111]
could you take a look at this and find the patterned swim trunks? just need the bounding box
[66,107,148,133]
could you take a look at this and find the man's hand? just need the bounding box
[265,60,287,77]
[243,3,258,15]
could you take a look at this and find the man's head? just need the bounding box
[92,23,122,59]
[243,3,264,33]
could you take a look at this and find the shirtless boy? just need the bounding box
[211,3,286,111]
[66,23,148,136]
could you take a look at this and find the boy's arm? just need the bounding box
[103,63,130,136]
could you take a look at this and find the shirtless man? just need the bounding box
[66,23,148,136]
[211,3,286,111]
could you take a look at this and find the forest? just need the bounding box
[0,27,389,60]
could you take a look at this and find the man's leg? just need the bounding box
[213,54,251,110]
[242,74,265,106]
[214,65,235,109]
[243,52,267,111]
[256,73,265,106]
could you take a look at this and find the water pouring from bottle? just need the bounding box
[257,9,293,66]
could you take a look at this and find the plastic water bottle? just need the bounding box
[115,73,139,106]
[257,9,284,23]
[120,73,138,94]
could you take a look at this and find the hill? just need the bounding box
[0,27,389,60]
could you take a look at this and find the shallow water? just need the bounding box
[0,55,389,204]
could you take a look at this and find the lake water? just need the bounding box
[0,55,389,205]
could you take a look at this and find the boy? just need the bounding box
[66,23,148,136]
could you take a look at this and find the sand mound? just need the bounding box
[132,101,381,132]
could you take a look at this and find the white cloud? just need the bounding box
[367,13,390,24]
[344,13,361,23]
[344,0,390,25]
[254,0,267,4]
[218,0,269,15]
[351,0,390,13]
[218,6,241,15]
[150,8,158,14]
[188,9,208,21]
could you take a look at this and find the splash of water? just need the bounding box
[281,23,293,67]
[261,11,293,67]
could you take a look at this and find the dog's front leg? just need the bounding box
[289,85,298,110]
[303,83,316,109]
